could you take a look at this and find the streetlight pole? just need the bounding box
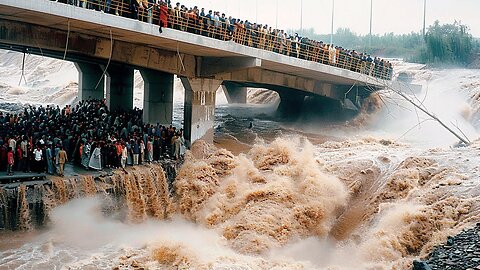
[275,0,279,29]
[369,0,373,48]
[255,0,258,22]
[330,0,334,44]
[300,0,303,33]
[422,0,427,37]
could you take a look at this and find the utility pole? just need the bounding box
[330,0,334,44]
[369,0,373,48]
[275,0,279,29]
[300,0,303,33]
[422,0,427,37]
[255,0,258,22]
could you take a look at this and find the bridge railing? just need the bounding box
[54,0,393,81]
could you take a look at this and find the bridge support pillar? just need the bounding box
[277,90,306,117]
[222,82,247,104]
[106,64,134,111]
[180,77,221,145]
[74,63,105,101]
[140,70,174,125]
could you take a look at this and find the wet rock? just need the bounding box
[447,236,454,246]
[415,225,480,270]
[413,260,432,270]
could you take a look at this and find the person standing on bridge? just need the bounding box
[130,0,140,20]
[173,2,181,30]
[158,0,169,33]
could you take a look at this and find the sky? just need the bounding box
[178,0,480,37]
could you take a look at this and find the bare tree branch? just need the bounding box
[396,118,434,141]
[385,79,471,145]
[361,70,471,146]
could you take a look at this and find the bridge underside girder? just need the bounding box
[0,18,379,144]
[0,19,377,101]
[0,19,196,77]
[214,68,366,101]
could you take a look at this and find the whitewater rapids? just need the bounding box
[1,51,480,269]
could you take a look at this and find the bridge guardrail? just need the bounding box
[52,0,393,81]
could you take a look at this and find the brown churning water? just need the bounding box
[1,63,480,269]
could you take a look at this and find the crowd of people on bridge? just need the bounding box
[0,99,186,177]
[55,0,393,80]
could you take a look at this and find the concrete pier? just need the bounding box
[141,70,174,125]
[106,64,134,111]
[0,0,390,145]
[75,63,105,101]
[222,82,247,104]
[277,90,306,117]
[181,77,221,144]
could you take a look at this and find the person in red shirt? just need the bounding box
[7,147,14,176]
[158,0,169,33]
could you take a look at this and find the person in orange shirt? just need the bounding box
[187,8,197,33]
[116,141,123,168]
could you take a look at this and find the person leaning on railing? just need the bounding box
[57,0,393,79]
[186,7,197,34]
[158,0,169,33]
[221,14,229,40]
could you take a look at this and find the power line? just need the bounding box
[255,0,258,22]
[369,0,373,48]
[275,0,279,29]
[330,0,335,44]
[423,0,427,37]
[300,0,303,32]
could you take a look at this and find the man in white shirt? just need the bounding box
[8,137,16,152]
[33,146,43,173]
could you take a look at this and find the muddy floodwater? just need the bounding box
[1,53,480,269]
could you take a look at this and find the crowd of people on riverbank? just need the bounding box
[54,0,393,80]
[0,99,186,177]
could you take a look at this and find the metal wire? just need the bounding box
[63,20,70,60]
[94,29,113,91]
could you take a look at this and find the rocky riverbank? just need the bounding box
[413,223,480,270]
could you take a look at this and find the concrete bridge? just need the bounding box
[0,0,388,143]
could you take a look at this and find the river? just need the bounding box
[1,50,480,269]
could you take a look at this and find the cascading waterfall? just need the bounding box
[0,56,480,269]
[0,161,180,231]
[16,185,31,231]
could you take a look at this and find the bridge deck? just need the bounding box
[0,0,387,89]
